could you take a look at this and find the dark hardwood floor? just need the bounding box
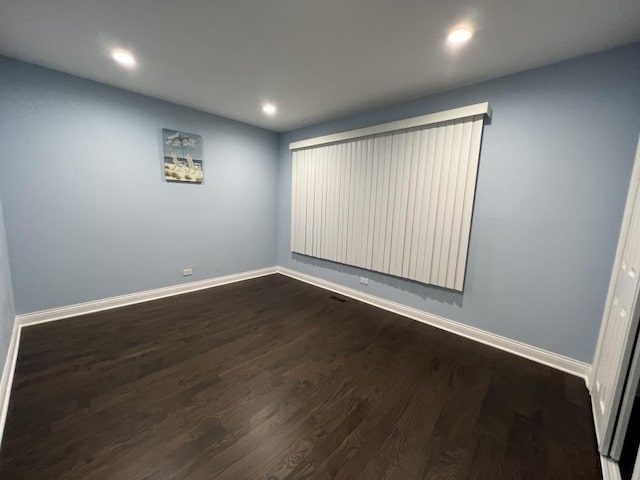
[0,274,601,479]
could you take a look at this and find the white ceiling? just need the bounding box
[1,0,639,131]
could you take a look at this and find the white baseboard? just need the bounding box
[0,317,21,447]
[600,456,622,480]
[16,266,277,327]
[0,266,277,446]
[277,266,591,381]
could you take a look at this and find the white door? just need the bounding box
[591,135,640,454]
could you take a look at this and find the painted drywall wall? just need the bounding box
[0,59,280,314]
[278,43,640,363]
[0,198,15,372]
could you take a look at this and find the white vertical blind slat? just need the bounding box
[332,144,341,261]
[403,130,422,277]
[322,146,329,259]
[354,139,367,266]
[347,142,357,265]
[302,149,308,254]
[373,135,392,272]
[410,128,429,280]
[433,122,454,284]
[390,132,407,276]
[440,120,464,287]
[447,120,473,287]
[424,125,444,282]
[415,128,436,282]
[393,131,412,277]
[291,151,298,251]
[455,115,485,290]
[337,143,347,263]
[305,149,313,255]
[325,145,334,261]
[365,137,379,269]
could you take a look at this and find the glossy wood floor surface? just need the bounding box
[0,274,601,479]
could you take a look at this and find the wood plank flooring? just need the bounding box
[0,274,601,479]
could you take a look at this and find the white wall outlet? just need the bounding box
[359,277,369,285]
[183,268,193,276]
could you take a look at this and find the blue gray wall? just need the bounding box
[278,43,640,363]
[0,59,280,314]
[0,198,15,371]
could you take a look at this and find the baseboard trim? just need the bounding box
[277,266,591,381]
[0,266,277,447]
[600,456,622,480]
[16,266,277,327]
[0,317,21,447]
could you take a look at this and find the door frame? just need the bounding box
[591,134,640,453]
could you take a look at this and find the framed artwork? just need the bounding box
[162,129,204,184]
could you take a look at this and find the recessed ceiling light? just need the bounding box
[262,103,277,116]
[447,27,473,45]
[111,49,137,68]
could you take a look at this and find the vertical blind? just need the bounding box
[290,103,489,291]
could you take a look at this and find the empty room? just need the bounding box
[1,1,640,479]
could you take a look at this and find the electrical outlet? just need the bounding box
[183,268,193,276]
[359,277,369,285]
